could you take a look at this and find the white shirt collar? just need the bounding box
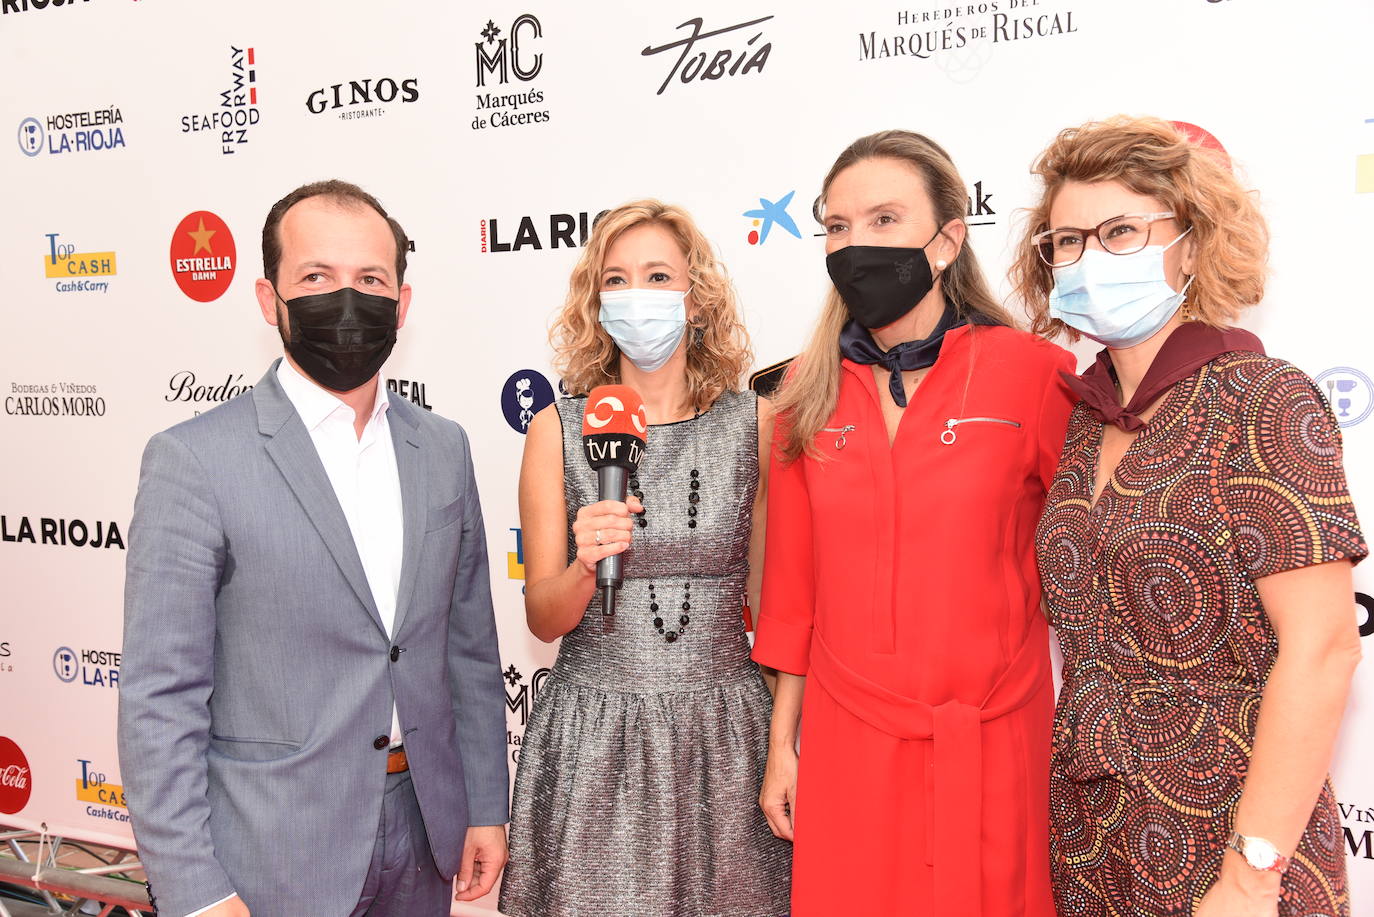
[276,357,390,433]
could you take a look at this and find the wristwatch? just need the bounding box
[1227,833,1291,874]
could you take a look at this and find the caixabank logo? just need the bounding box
[17,105,126,157]
[180,46,260,155]
[473,13,551,131]
[306,76,419,121]
[0,737,32,815]
[479,209,608,253]
[41,231,115,293]
[642,14,774,96]
[170,210,236,302]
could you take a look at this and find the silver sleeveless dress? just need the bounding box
[499,390,791,917]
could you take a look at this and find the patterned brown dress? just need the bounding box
[1036,335,1367,917]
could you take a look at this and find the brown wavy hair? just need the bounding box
[550,200,752,413]
[774,130,1017,463]
[1009,116,1269,339]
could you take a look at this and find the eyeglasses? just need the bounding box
[1032,212,1178,267]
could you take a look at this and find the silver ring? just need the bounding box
[594,529,603,544]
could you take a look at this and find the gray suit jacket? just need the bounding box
[118,361,509,917]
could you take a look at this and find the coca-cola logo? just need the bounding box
[0,737,32,814]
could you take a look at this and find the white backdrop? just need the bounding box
[2,0,1372,913]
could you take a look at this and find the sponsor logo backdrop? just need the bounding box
[1,1,1372,912]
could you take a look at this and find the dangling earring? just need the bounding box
[1180,276,1196,321]
[691,325,705,347]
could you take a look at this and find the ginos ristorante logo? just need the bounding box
[0,736,32,815]
[170,210,236,302]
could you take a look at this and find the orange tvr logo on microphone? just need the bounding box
[582,385,647,439]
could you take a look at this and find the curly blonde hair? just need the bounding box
[1009,115,1269,339]
[550,200,752,413]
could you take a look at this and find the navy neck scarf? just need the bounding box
[839,299,988,407]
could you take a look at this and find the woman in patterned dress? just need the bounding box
[499,200,791,917]
[1011,116,1367,917]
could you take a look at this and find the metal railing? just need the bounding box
[0,826,150,917]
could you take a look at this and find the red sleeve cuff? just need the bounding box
[750,611,812,675]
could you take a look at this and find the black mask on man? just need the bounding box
[825,228,944,330]
[275,286,399,392]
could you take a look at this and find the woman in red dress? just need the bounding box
[751,130,1075,916]
[1013,117,1366,917]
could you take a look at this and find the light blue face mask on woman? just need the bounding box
[598,288,688,373]
[1048,228,1193,349]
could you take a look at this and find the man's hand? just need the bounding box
[453,824,508,902]
[198,895,250,916]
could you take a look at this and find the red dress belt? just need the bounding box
[808,625,1049,917]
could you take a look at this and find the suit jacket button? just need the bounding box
[373,735,388,750]
[390,645,401,662]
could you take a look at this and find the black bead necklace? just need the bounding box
[628,419,701,644]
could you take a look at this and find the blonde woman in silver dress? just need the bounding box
[498,200,790,917]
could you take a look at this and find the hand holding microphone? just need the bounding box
[576,385,647,619]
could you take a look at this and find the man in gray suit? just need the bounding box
[119,180,509,917]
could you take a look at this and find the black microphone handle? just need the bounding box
[594,464,629,616]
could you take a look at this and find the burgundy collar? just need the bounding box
[1064,323,1265,431]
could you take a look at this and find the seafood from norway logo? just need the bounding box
[169,211,236,302]
[0,737,32,815]
[180,46,260,154]
[501,369,556,433]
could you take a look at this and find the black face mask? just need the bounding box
[276,286,399,393]
[825,228,944,330]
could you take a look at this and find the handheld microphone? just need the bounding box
[581,384,648,620]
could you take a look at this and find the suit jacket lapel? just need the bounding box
[253,362,387,637]
[389,394,425,637]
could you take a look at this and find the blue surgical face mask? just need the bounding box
[1048,228,1193,349]
[598,287,688,373]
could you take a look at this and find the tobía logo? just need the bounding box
[306,77,420,120]
[0,737,32,815]
[642,14,773,96]
[170,211,236,302]
[1315,367,1373,428]
[501,369,556,433]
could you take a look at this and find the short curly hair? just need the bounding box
[1009,116,1268,339]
